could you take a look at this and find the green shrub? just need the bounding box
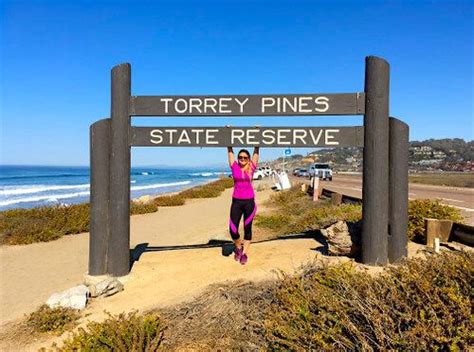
[408,199,463,242]
[213,176,234,189]
[179,185,222,198]
[27,305,81,334]
[256,202,362,235]
[130,201,158,215]
[265,251,473,351]
[52,311,166,351]
[0,203,90,245]
[154,195,186,206]
[254,214,292,230]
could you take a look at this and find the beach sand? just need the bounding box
[0,182,437,351]
[0,183,328,350]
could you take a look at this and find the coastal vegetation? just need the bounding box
[35,251,472,350]
[264,251,472,351]
[26,305,81,334]
[255,184,463,243]
[254,186,362,235]
[49,312,166,351]
[0,177,234,245]
[408,199,463,242]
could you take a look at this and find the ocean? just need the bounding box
[0,165,230,211]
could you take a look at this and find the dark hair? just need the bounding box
[237,149,251,158]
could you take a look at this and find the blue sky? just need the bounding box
[1,0,472,167]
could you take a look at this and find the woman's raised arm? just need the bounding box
[227,146,235,167]
[252,147,260,166]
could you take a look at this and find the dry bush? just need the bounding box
[408,199,463,242]
[129,201,158,215]
[179,177,233,199]
[179,185,222,198]
[50,311,166,351]
[0,203,90,245]
[157,281,274,351]
[265,251,473,351]
[256,188,362,236]
[154,194,186,207]
[26,305,81,334]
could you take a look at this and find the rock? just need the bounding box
[46,285,89,310]
[83,273,110,287]
[321,221,361,257]
[89,278,124,298]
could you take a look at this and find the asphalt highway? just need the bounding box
[292,174,474,224]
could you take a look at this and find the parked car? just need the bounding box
[253,169,266,180]
[297,169,309,177]
[259,166,273,176]
[292,167,304,176]
[308,163,333,181]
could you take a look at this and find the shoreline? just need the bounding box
[0,176,228,212]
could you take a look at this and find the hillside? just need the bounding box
[265,139,473,172]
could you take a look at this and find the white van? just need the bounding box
[308,163,333,181]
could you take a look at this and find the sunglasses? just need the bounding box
[238,156,249,160]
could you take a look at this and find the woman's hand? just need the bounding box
[227,146,235,167]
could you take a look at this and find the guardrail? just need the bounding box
[320,188,473,247]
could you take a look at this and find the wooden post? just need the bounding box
[362,56,390,265]
[108,63,131,276]
[389,117,409,262]
[312,176,319,201]
[89,118,111,275]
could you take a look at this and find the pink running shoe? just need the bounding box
[240,253,248,265]
[234,247,242,262]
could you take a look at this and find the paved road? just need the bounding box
[293,174,474,224]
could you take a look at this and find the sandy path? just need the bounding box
[0,185,348,351]
[0,188,268,326]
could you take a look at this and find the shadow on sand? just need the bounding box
[129,231,329,270]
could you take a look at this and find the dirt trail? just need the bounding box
[0,188,261,325]
[0,186,351,351]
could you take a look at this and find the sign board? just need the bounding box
[130,93,365,116]
[130,126,364,147]
[89,58,409,277]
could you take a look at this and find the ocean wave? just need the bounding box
[0,181,192,207]
[0,173,89,180]
[0,191,91,207]
[131,181,191,191]
[0,184,90,196]
[190,172,230,177]
[131,171,157,176]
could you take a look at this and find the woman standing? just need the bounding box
[227,146,259,265]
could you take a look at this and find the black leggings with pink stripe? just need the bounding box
[229,198,256,241]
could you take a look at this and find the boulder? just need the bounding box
[46,285,89,310]
[89,278,124,298]
[321,221,361,257]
